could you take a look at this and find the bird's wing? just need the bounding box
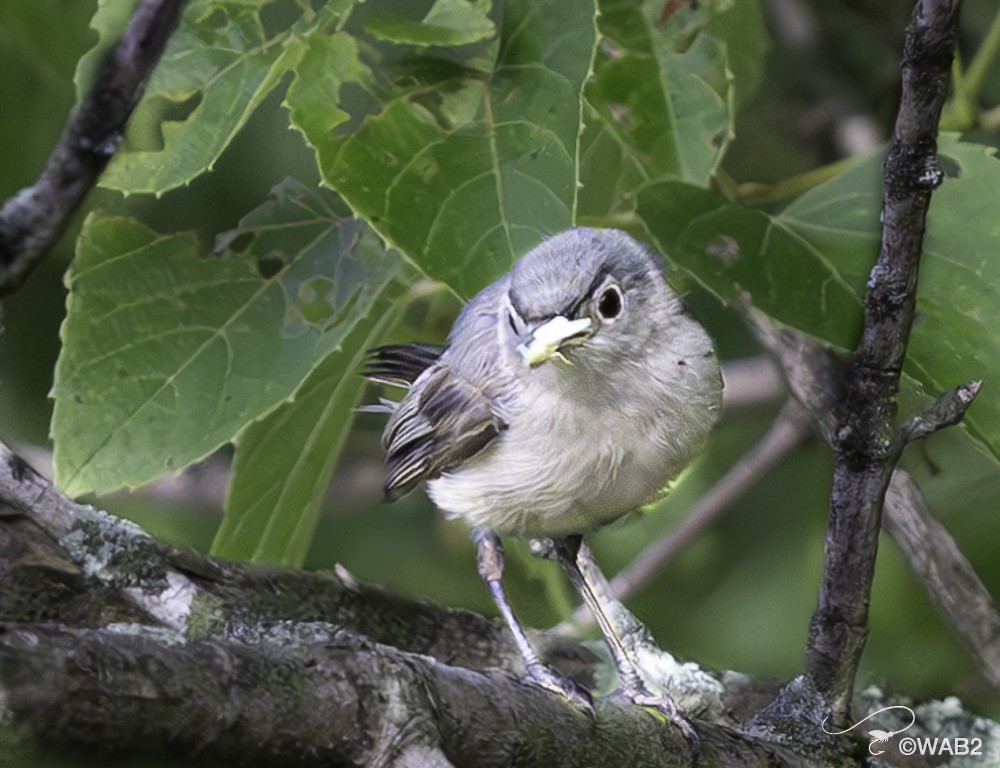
[381,364,505,500]
[363,343,447,387]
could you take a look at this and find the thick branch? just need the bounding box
[0,442,846,767]
[0,0,188,296]
[0,620,825,768]
[805,0,964,720]
[0,457,549,677]
[1,460,994,768]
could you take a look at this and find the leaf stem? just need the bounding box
[733,156,865,208]
[942,7,1000,130]
[960,7,1000,106]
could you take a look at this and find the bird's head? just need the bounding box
[504,228,679,372]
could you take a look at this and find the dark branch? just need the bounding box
[0,622,641,768]
[803,0,964,721]
[0,0,189,297]
[744,307,999,698]
[0,620,828,768]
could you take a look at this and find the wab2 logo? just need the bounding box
[822,705,984,757]
[822,705,916,756]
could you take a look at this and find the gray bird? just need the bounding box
[365,227,722,741]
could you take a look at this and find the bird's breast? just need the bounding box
[426,377,688,539]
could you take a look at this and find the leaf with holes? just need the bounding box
[365,0,495,47]
[52,179,401,496]
[96,0,354,194]
[577,0,736,220]
[639,135,1000,465]
[286,0,598,298]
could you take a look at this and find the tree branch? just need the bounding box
[884,470,1000,691]
[0,622,697,768]
[744,305,999,702]
[898,380,982,443]
[1,446,996,768]
[804,0,967,721]
[0,0,189,296]
[0,439,856,767]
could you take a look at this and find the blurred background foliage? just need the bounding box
[1,0,999,719]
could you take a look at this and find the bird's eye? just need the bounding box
[596,285,623,321]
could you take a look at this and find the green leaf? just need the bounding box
[73,0,138,99]
[784,136,1000,462]
[704,0,769,109]
[213,290,401,566]
[639,182,864,349]
[366,0,495,47]
[52,179,401,496]
[577,0,733,220]
[639,135,1000,465]
[97,0,354,194]
[287,0,599,298]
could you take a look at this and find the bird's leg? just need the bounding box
[472,528,592,712]
[553,535,700,748]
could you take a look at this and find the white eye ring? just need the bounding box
[504,294,526,336]
[596,284,623,321]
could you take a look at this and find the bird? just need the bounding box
[364,227,722,742]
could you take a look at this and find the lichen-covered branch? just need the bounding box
[0,622,703,768]
[1,418,996,768]
[0,0,188,296]
[1,440,847,767]
[7,436,987,767]
[0,444,541,675]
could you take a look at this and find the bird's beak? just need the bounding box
[517,315,594,367]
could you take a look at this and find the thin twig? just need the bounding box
[884,470,1000,692]
[898,380,982,443]
[803,0,968,721]
[719,357,786,412]
[0,0,189,296]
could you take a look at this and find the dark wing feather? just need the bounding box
[381,364,505,500]
[364,344,446,387]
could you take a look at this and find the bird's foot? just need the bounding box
[526,663,594,715]
[610,686,701,755]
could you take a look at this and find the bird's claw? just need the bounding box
[527,663,594,716]
[612,688,701,756]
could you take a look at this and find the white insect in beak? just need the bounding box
[517,315,594,367]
